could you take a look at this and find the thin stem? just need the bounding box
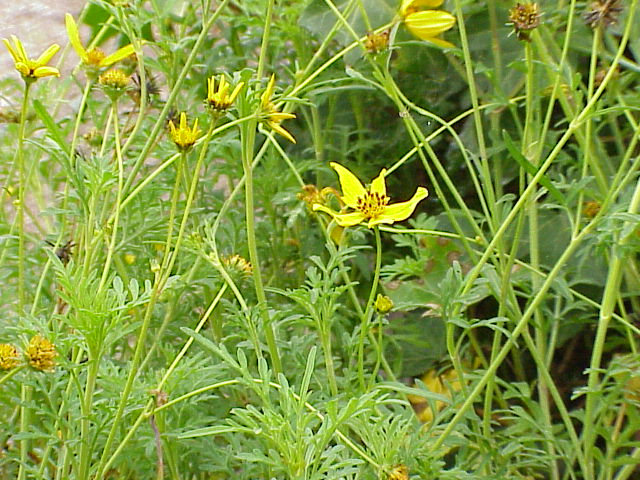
[17,384,32,480]
[357,226,382,391]
[98,100,125,291]
[16,81,32,313]
[240,116,282,374]
[583,175,640,479]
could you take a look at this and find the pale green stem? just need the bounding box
[77,355,101,480]
[98,282,227,473]
[16,81,32,313]
[453,0,496,226]
[17,384,32,480]
[357,226,382,391]
[432,222,595,477]
[98,100,125,291]
[256,0,274,80]
[524,39,559,480]
[96,121,216,479]
[583,176,640,480]
[240,117,282,374]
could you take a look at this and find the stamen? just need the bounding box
[356,191,389,217]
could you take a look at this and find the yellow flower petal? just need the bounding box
[15,62,31,77]
[11,35,28,63]
[370,168,387,197]
[313,204,367,227]
[269,122,297,144]
[268,111,296,121]
[373,186,429,226]
[3,37,21,63]
[405,10,456,41]
[33,66,61,78]
[330,162,366,209]
[400,0,444,17]
[100,44,135,67]
[261,74,276,109]
[65,13,87,61]
[35,44,60,66]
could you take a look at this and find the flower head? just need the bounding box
[2,35,60,80]
[399,0,456,47]
[65,14,135,70]
[0,344,20,370]
[387,464,409,480]
[584,0,623,28]
[374,294,394,314]
[98,68,131,89]
[206,75,244,112]
[168,112,201,151]
[313,162,428,228]
[297,184,340,211]
[222,254,253,279]
[260,74,296,144]
[364,30,390,54]
[25,335,57,372]
[508,3,541,41]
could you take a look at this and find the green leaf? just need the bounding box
[32,99,69,154]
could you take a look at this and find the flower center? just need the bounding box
[356,191,389,218]
[86,47,107,66]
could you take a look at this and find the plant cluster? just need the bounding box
[0,0,639,479]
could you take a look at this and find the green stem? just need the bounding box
[256,0,274,80]
[357,226,382,391]
[583,175,640,479]
[98,100,125,291]
[16,81,32,313]
[96,121,216,480]
[240,118,282,374]
[17,384,32,480]
[77,355,101,480]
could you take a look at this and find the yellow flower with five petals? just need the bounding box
[2,35,60,80]
[313,162,428,228]
[260,74,296,144]
[65,14,135,69]
[399,0,456,47]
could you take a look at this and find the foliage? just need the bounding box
[1,0,640,478]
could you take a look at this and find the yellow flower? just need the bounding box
[0,344,20,370]
[260,74,296,144]
[222,254,253,278]
[387,464,409,480]
[98,68,131,89]
[508,2,541,42]
[364,30,390,54]
[168,112,201,151]
[374,294,394,314]
[25,335,57,372]
[206,75,244,111]
[399,0,456,47]
[2,35,60,79]
[65,13,135,69]
[408,368,461,423]
[313,162,428,228]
